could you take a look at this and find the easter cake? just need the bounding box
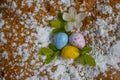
[0,0,120,80]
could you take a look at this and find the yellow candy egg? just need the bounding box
[62,46,80,59]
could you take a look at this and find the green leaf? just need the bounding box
[50,13,67,33]
[52,27,66,35]
[57,12,65,22]
[54,51,61,56]
[39,47,53,56]
[45,55,54,64]
[48,43,57,51]
[81,46,92,55]
[79,54,87,65]
[50,20,62,28]
[66,31,72,36]
[85,55,96,66]
[45,51,60,64]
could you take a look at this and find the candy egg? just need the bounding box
[69,32,85,48]
[62,45,80,59]
[54,32,68,49]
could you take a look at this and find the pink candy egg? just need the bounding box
[69,32,85,48]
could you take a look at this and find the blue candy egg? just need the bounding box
[54,32,68,49]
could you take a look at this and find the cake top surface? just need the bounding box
[0,0,120,80]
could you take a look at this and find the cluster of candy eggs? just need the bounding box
[54,32,85,59]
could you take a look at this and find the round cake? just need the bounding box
[0,0,120,80]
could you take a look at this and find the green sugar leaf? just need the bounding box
[50,20,62,28]
[81,46,92,55]
[39,47,53,56]
[79,54,87,65]
[48,43,57,51]
[45,51,60,64]
[85,55,96,66]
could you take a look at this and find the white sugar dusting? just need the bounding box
[11,1,17,11]
[0,20,5,28]
[61,0,71,7]
[30,60,35,65]
[115,3,120,9]
[110,41,120,58]
[11,42,17,47]
[0,32,7,44]
[97,4,112,14]
[2,51,8,59]
[15,9,22,15]
[25,0,33,8]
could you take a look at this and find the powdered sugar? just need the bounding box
[15,9,22,15]
[30,60,35,65]
[116,3,120,9]
[0,32,7,44]
[97,4,112,14]
[61,0,71,7]
[0,20,5,28]
[11,42,17,47]
[2,51,8,59]
[110,41,120,58]
[11,1,17,11]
